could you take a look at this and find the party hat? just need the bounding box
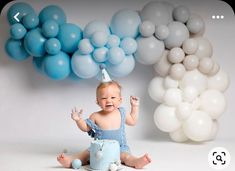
[100,65,112,83]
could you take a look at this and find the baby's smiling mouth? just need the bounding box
[105,104,114,108]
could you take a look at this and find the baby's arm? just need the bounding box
[125,96,139,126]
[71,107,91,132]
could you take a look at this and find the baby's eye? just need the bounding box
[111,97,116,99]
[101,97,107,99]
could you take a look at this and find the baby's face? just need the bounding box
[97,84,122,113]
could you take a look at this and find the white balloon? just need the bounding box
[191,97,201,110]
[139,20,155,37]
[164,88,182,106]
[164,76,179,89]
[198,57,214,74]
[183,110,213,141]
[182,38,198,55]
[169,127,188,142]
[173,5,190,23]
[153,50,171,77]
[199,89,226,119]
[169,63,186,80]
[154,104,181,132]
[194,37,213,58]
[208,120,219,141]
[179,69,207,94]
[168,47,185,63]
[183,55,199,70]
[208,61,220,76]
[186,14,205,34]
[148,77,166,103]
[155,25,169,40]
[176,102,192,120]
[208,69,229,92]
[182,86,199,102]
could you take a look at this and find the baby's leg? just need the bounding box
[120,152,151,169]
[57,149,89,168]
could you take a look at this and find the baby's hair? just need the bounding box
[96,81,122,97]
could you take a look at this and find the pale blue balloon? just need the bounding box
[22,13,39,29]
[72,159,82,169]
[5,38,30,61]
[32,56,44,73]
[78,39,94,55]
[71,51,99,79]
[57,23,82,53]
[106,55,135,77]
[24,28,46,57]
[45,38,61,55]
[107,47,125,65]
[91,31,108,47]
[93,47,108,62]
[110,9,141,38]
[120,37,137,55]
[10,23,27,40]
[106,34,120,48]
[43,51,71,80]
[39,5,66,25]
[7,2,35,25]
[83,20,110,38]
[42,20,59,38]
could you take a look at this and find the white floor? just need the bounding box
[0,138,234,171]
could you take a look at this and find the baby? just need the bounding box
[57,80,151,169]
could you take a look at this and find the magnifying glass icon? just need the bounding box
[216,155,222,162]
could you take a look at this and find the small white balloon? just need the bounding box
[154,104,181,132]
[198,57,214,74]
[182,86,199,102]
[155,25,169,40]
[148,77,166,103]
[164,76,179,89]
[182,38,198,55]
[153,50,171,77]
[109,163,118,171]
[139,20,155,37]
[183,55,199,70]
[168,47,185,63]
[169,63,186,80]
[183,110,213,142]
[208,69,229,92]
[164,88,182,106]
[176,102,192,120]
[169,127,188,142]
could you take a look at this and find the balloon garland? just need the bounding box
[4,1,230,142]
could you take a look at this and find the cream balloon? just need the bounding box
[183,110,213,141]
[194,37,213,58]
[164,88,182,106]
[168,47,185,63]
[182,38,198,55]
[182,86,199,102]
[148,77,166,103]
[169,127,188,142]
[154,104,181,132]
[198,57,214,74]
[192,97,201,110]
[153,50,171,77]
[183,55,199,70]
[199,89,226,119]
[169,63,186,80]
[176,102,192,120]
[208,69,229,92]
[208,61,220,76]
[164,76,179,89]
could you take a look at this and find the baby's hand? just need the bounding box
[130,96,139,106]
[71,107,83,121]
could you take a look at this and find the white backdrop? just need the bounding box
[0,0,235,145]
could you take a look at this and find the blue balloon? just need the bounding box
[106,55,135,77]
[78,39,94,54]
[24,28,46,57]
[57,23,82,53]
[43,51,71,80]
[22,13,39,29]
[71,51,99,79]
[39,5,66,25]
[10,23,27,40]
[5,38,30,61]
[106,34,120,48]
[45,38,61,55]
[92,47,108,62]
[7,2,35,25]
[91,31,108,47]
[83,20,110,38]
[107,47,125,65]
[72,159,82,169]
[110,9,141,39]
[42,20,59,38]
[120,37,137,55]
[32,56,44,73]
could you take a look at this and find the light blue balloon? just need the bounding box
[32,56,44,73]
[83,20,110,38]
[7,2,35,25]
[106,34,120,48]
[45,38,61,55]
[78,39,94,55]
[72,159,82,169]
[93,47,108,62]
[39,5,66,25]
[43,51,71,80]
[106,55,135,77]
[68,71,82,81]
[107,47,125,65]
[24,28,46,57]
[57,23,82,53]
[10,23,27,40]
[120,37,137,55]
[71,51,99,79]
[91,31,108,47]
[42,20,59,38]
[22,13,39,29]
[110,9,141,39]
[5,38,30,61]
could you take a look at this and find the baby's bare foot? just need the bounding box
[134,154,151,169]
[57,153,72,168]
